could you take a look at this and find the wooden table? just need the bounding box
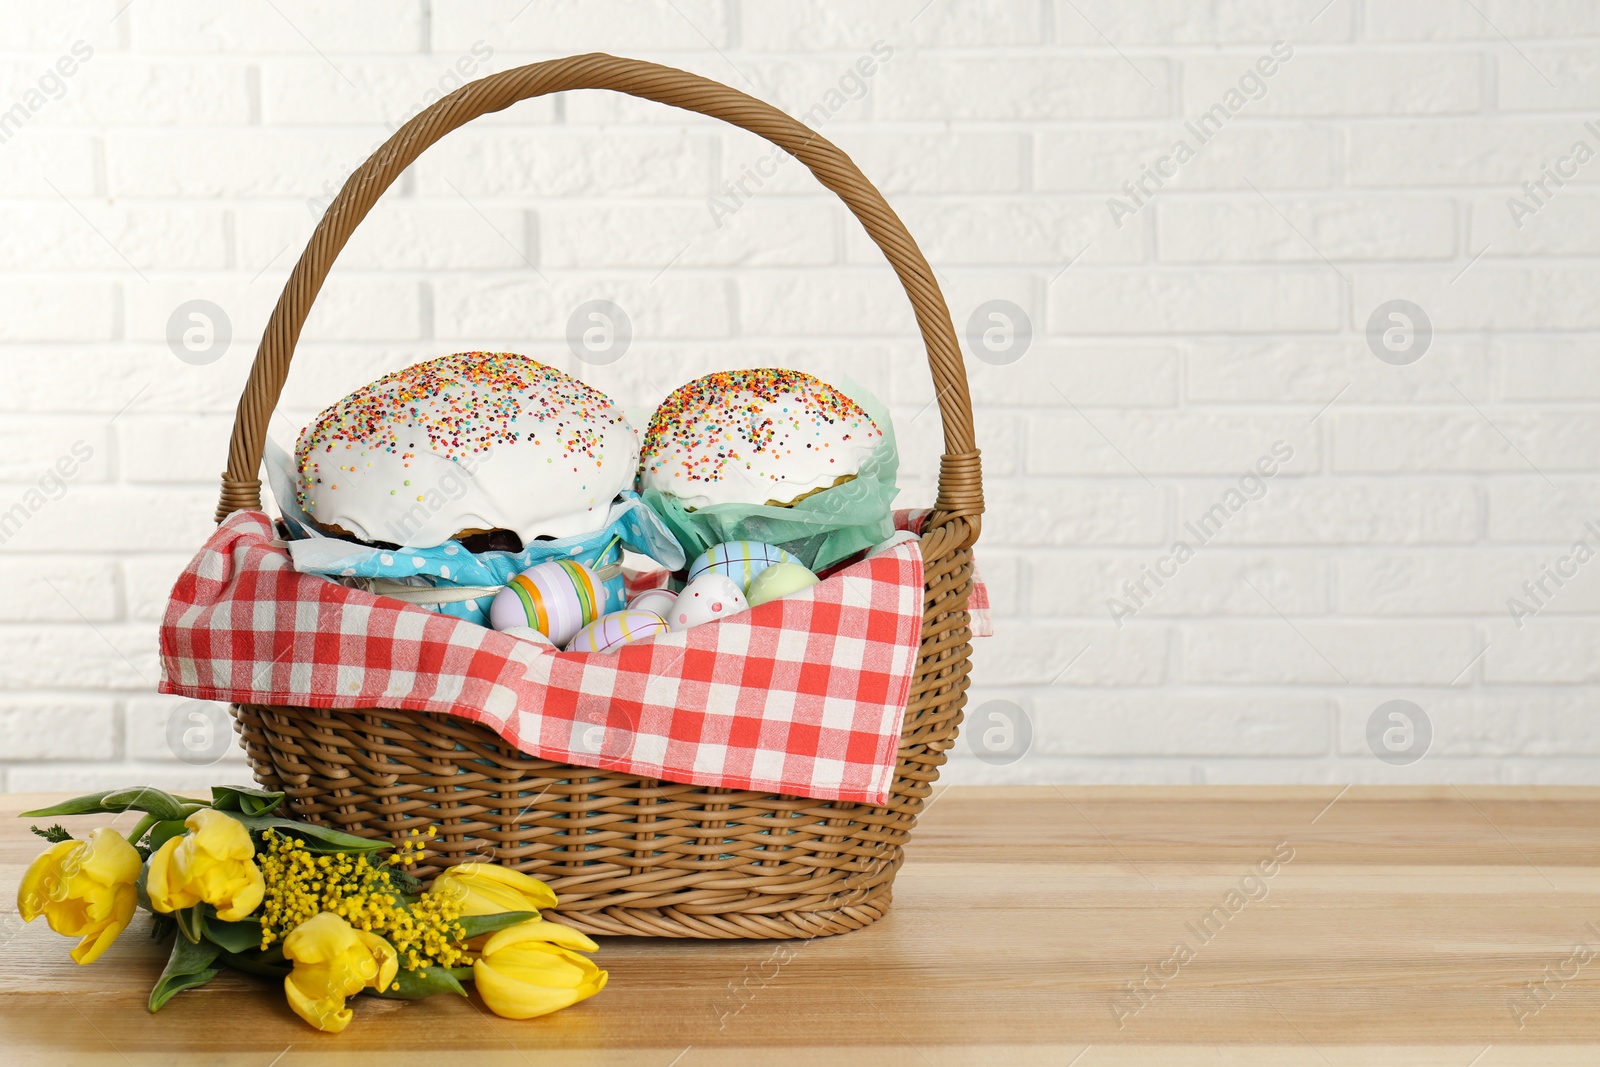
[4,786,1600,1065]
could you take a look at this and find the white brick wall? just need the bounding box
[2,0,1598,791]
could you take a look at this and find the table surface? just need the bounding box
[4,785,1600,1065]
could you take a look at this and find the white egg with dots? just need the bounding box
[667,573,747,631]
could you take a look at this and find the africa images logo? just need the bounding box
[1106,40,1295,227]
[0,39,93,145]
[1505,119,1600,230]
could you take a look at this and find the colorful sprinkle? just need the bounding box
[295,351,630,510]
[639,368,880,488]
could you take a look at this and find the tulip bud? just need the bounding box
[17,827,141,965]
[146,808,264,922]
[282,912,398,1033]
[430,862,557,917]
[472,919,607,1020]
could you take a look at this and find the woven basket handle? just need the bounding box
[217,53,982,544]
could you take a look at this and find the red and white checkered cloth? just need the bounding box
[891,508,991,637]
[159,510,985,805]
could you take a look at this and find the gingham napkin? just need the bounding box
[157,510,982,804]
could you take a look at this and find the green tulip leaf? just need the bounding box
[230,813,390,854]
[455,911,540,941]
[149,936,222,1013]
[372,964,468,1000]
[210,785,285,817]
[203,916,263,954]
[22,786,206,822]
[173,904,207,945]
[134,865,152,911]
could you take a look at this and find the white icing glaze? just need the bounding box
[639,368,882,508]
[295,352,638,548]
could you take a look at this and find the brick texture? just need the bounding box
[1,0,1597,789]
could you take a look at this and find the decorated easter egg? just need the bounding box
[628,587,678,618]
[667,573,747,631]
[685,541,793,590]
[565,609,669,653]
[744,561,819,608]
[500,626,556,649]
[488,559,606,646]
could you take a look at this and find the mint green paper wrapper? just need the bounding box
[640,382,897,572]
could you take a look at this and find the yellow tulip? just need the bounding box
[146,807,265,922]
[473,919,607,1020]
[17,827,141,965]
[282,912,398,1033]
[430,862,558,917]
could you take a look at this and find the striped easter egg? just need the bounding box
[628,587,678,618]
[488,559,605,646]
[685,540,793,591]
[564,609,670,653]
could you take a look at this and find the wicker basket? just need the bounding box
[218,54,984,939]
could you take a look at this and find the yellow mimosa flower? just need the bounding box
[473,919,607,1020]
[17,827,141,964]
[282,911,398,1033]
[146,807,265,921]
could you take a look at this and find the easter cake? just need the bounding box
[638,368,882,510]
[294,352,638,550]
